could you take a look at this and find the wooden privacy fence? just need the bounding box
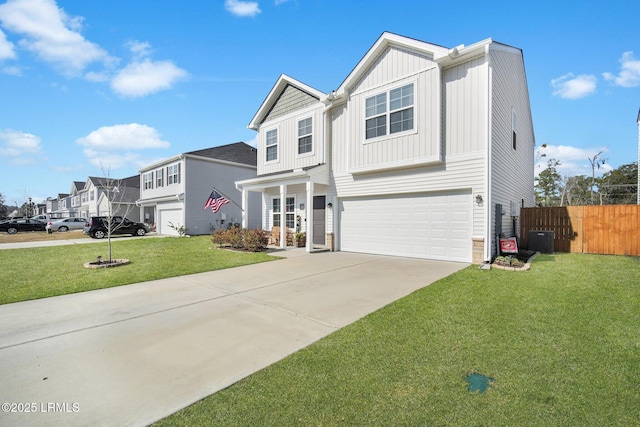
[520,205,640,256]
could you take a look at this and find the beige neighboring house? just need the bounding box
[237,32,536,263]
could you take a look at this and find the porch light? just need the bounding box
[300,203,305,210]
[327,202,333,208]
[475,194,483,205]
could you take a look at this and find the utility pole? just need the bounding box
[588,150,606,205]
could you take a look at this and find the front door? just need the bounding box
[313,196,326,245]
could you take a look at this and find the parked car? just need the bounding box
[30,214,50,222]
[46,217,88,232]
[83,216,150,239]
[0,218,47,234]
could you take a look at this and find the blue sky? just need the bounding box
[0,0,638,206]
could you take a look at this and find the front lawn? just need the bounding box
[156,253,640,426]
[0,236,275,305]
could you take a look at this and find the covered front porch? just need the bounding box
[236,165,333,253]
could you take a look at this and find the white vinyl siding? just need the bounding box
[258,104,325,176]
[489,47,535,246]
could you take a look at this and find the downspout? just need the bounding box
[484,45,493,262]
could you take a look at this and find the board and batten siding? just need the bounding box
[488,46,535,241]
[257,103,325,176]
[443,55,488,156]
[341,46,442,173]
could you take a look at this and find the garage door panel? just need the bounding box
[340,192,472,262]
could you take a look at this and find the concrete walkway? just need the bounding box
[0,250,467,427]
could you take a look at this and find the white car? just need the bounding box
[46,217,88,232]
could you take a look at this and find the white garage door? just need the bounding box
[339,192,472,262]
[158,209,183,236]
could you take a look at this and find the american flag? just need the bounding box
[204,189,230,213]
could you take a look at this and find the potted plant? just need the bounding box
[294,232,306,247]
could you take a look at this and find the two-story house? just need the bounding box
[136,142,260,236]
[236,32,535,264]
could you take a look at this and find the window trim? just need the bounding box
[156,168,164,187]
[363,80,417,143]
[297,117,313,157]
[272,196,296,230]
[167,163,181,185]
[143,172,154,190]
[265,127,279,163]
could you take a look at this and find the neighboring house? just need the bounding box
[236,32,535,264]
[136,142,260,236]
[78,176,140,220]
[96,175,142,222]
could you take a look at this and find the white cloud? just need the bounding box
[0,0,112,76]
[225,0,261,17]
[0,28,16,60]
[551,73,597,99]
[274,0,290,4]
[603,51,640,88]
[0,129,42,165]
[76,123,170,170]
[111,58,188,98]
[125,40,152,59]
[535,144,611,178]
[76,123,170,150]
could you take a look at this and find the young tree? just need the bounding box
[535,159,562,206]
[0,192,7,218]
[97,172,137,263]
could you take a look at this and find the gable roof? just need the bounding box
[186,141,257,167]
[248,74,326,130]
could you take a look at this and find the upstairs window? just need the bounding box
[298,118,312,154]
[156,169,164,187]
[143,172,154,190]
[266,129,278,162]
[365,83,414,140]
[167,163,181,185]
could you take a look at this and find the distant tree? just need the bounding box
[0,193,7,218]
[535,159,562,206]
[560,175,592,206]
[587,150,607,204]
[598,162,638,205]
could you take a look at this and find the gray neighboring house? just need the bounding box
[136,142,260,236]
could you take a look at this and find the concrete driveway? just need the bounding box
[0,250,467,426]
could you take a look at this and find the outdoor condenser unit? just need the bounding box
[528,230,554,253]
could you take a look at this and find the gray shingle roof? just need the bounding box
[186,142,257,167]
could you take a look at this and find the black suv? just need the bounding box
[84,216,150,239]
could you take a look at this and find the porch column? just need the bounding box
[241,188,248,229]
[306,181,314,252]
[280,184,286,249]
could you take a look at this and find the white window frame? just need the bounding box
[364,81,417,143]
[265,127,278,163]
[156,168,164,187]
[285,196,296,230]
[297,117,313,156]
[272,197,281,227]
[143,172,154,190]
[167,163,181,185]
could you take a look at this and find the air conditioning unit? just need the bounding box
[528,230,554,253]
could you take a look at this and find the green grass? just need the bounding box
[0,236,275,305]
[156,253,640,426]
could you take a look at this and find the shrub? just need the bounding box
[211,227,268,252]
[244,229,268,252]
